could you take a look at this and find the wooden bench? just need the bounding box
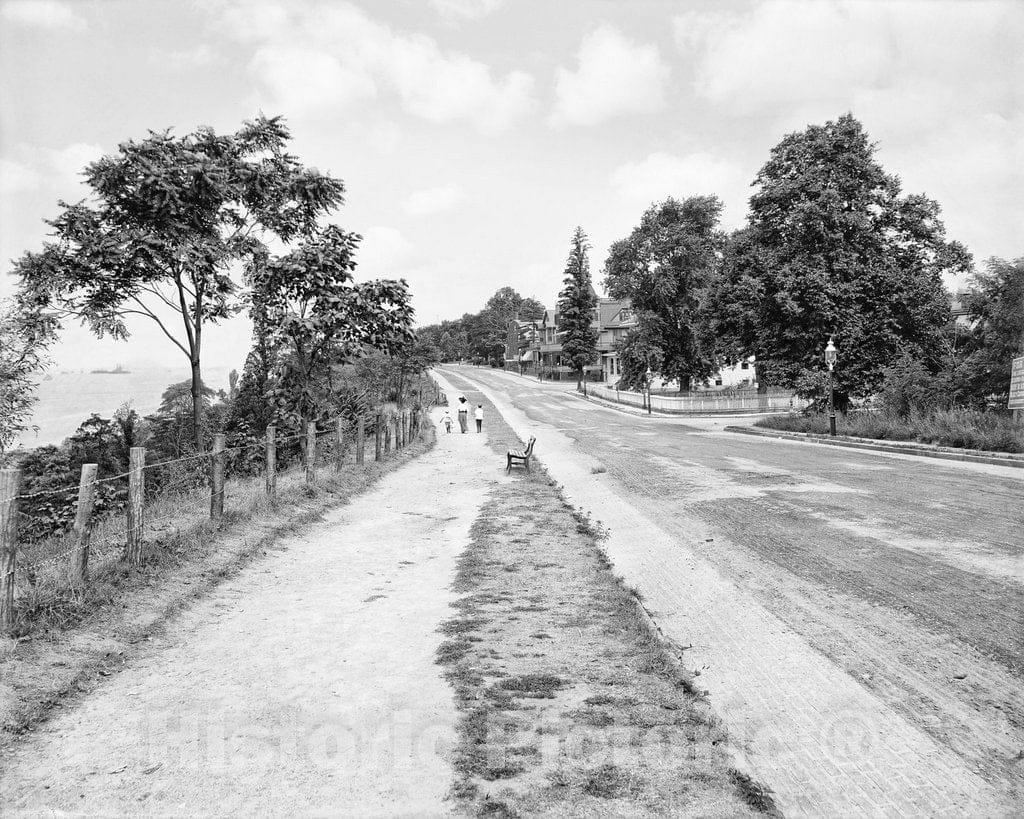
[506,436,536,472]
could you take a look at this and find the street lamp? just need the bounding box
[645,366,653,415]
[825,336,837,436]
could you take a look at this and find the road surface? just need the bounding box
[441,365,1024,817]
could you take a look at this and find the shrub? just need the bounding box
[756,409,1023,453]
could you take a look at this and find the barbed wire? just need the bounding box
[3,404,431,595]
[14,482,82,502]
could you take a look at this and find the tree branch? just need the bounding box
[122,300,191,357]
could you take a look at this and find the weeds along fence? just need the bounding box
[0,389,443,635]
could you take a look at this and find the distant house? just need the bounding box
[508,296,760,388]
[596,299,637,382]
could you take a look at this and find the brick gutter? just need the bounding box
[725,425,1024,469]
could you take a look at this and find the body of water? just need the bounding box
[15,365,235,450]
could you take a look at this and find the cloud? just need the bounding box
[249,45,377,115]
[405,184,467,217]
[552,24,669,127]
[1,0,84,29]
[610,151,750,229]
[150,44,217,70]
[0,143,103,196]
[215,1,535,132]
[674,1,1024,259]
[674,1,1022,130]
[0,158,41,195]
[356,226,413,275]
[428,0,505,22]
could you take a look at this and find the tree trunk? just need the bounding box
[190,357,205,452]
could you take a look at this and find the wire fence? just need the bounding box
[0,384,443,635]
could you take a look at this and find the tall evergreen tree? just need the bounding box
[557,227,598,390]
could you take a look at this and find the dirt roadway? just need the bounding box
[0,409,499,816]
[442,366,1020,817]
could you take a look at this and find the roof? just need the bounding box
[598,298,636,328]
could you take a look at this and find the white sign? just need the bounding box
[1010,355,1024,410]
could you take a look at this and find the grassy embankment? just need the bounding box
[0,423,435,743]
[437,372,778,817]
[756,409,1024,453]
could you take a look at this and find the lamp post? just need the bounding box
[645,366,653,415]
[825,337,837,436]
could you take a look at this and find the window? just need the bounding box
[740,361,749,370]
[715,378,723,386]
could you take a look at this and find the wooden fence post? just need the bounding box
[375,410,383,461]
[305,421,317,485]
[335,418,345,473]
[0,469,21,635]
[384,415,392,453]
[395,413,402,449]
[70,463,98,587]
[125,447,145,565]
[265,425,277,500]
[356,417,365,465]
[210,434,226,521]
[401,412,408,448]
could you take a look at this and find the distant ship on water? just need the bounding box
[90,364,132,374]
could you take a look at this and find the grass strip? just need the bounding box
[436,371,775,817]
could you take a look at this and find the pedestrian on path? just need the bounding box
[474,404,484,433]
[457,396,469,433]
[442,409,452,433]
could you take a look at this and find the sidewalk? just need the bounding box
[1,409,501,816]
[441,367,1009,818]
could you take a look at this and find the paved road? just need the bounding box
[442,366,1024,817]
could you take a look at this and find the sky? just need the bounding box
[1,0,1021,371]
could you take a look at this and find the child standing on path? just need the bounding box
[474,404,484,433]
[442,409,452,433]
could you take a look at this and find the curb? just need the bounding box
[725,425,1024,469]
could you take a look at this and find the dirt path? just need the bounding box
[1,408,502,816]
[443,367,1012,818]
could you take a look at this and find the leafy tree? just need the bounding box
[604,197,724,392]
[225,294,279,441]
[394,338,441,408]
[0,293,57,454]
[252,225,415,430]
[13,115,345,450]
[710,114,970,404]
[613,321,664,392]
[146,379,218,461]
[557,227,598,389]
[475,287,545,364]
[956,256,1024,406]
